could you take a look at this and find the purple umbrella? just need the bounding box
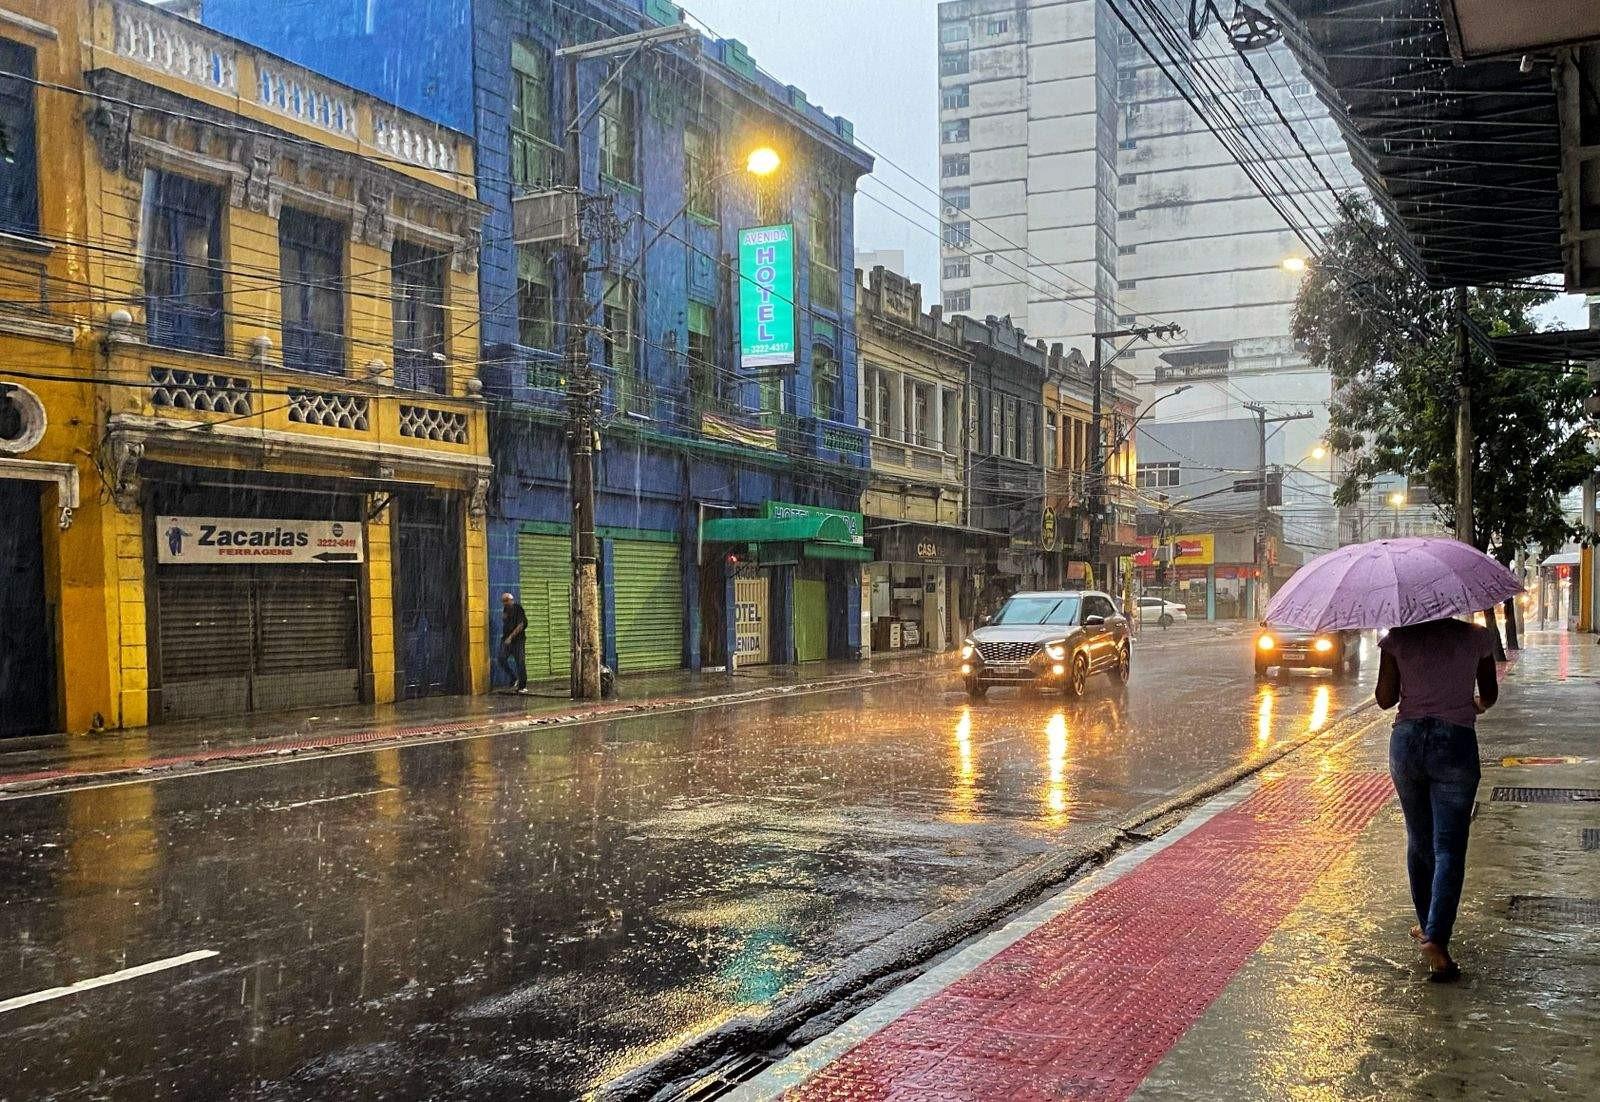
[1264,537,1523,632]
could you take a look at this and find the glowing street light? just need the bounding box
[1281,256,1308,274]
[745,146,782,177]
[1311,444,1327,460]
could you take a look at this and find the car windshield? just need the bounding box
[993,596,1080,626]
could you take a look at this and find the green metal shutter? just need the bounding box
[518,533,572,682]
[795,578,828,663]
[613,539,683,673]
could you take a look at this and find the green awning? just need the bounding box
[702,514,859,545]
[803,543,874,562]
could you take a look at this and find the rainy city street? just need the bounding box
[0,632,1369,1100]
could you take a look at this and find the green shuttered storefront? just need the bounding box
[517,532,572,682]
[612,537,683,673]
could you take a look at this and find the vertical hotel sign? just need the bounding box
[739,224,796,368]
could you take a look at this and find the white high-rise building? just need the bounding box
[936,0,1357,552]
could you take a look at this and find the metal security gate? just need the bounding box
[0,480,54,736]
[613,538,683,673]
[394,492,462,699]
[517,532,571,682]
[156,565,360,720]
[733,572,771,666]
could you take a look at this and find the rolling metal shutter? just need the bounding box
[517,533,571,682]
[613,539,683,673]
[156,566,360,720]
[795,577,828,663]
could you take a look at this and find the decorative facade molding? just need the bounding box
[255,62,357,138]
[468,476,490,529]
[107,435,144,512]
[398,403,469,445]
[0,458,79,528]
[373,114,458,174]
[354,175,395,250]
[112,0,238,94]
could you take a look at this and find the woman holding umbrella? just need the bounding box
[1265,537,1520,983]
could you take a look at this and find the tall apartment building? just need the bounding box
[936,0,1356,551]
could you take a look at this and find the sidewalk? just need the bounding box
[732,629,1600,1101]
[0,656,938,796]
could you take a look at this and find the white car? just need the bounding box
[1136,596,1188,626]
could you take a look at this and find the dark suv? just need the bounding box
[961,590,1130,699]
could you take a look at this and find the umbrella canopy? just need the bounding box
[1264,537,1523,632]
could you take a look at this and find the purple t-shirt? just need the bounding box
[1379,619,1496,728]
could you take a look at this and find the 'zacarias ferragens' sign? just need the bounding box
[156,516,364,565]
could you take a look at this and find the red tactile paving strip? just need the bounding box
[786,771,1394,1102]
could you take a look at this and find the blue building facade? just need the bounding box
[204,0,875,680]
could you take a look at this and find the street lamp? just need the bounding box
[1281,256,1308,274]
[1387,490,1406,537]
[745,146,781,177]
[1311,444,1327,460]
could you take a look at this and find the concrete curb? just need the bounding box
[0,669,933,800]
[601,696,1384,1102]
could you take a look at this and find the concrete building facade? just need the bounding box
[936,0,1357,554]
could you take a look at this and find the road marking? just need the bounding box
[0,950,219,1015]
[269,787,395,812]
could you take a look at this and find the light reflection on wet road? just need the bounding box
[0,634,1374,1099]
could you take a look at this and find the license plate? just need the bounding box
[993,665,1024,675]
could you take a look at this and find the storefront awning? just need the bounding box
[702,514,858,545]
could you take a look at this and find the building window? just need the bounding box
[686,299,716,413]
[1019,403,1035,464]
[866,365,893,438]
[943,186,970,211]
[946,290,971,312]
[604,277,638,402]
[943,259,970,279]
[812,343,839,419]
[943,387,961,456]
[391,239,447,392]
[941,118,970,143]
[809,189,840,313]
[279,208,346,375]
[1137,461,1180,489]
[1003,397,1018,460]
[0,38,37,235]
[1045,411,1059,469]
[516,244,556,354]
[1118,244,1137,256]
[1117,313,1136,325]
[986,18,1010,34]
[1118,138,1138,150]
[1241,86,1263,105]
[939,23,969,44]
[989,393,1001,455]
[143,171,225,355]
[941,85,970,110]
[908,380,934,447]
[941,153,970,178]
[940,52,970,76]
[1118,279,1138,290]
[684,123,716,220]
[1291,79,1312,98]
[942,221,971,247]
[598,87,637,185]
[510,41,556,188]
[1118,210,1137,221]
[1118,173,1138,185]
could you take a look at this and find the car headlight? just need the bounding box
[1257,634,1276,651]
[1313,638,1334,653]
[960,642,975,660]
[1044,642,1067,660]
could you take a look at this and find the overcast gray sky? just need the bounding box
[682,0,943,294]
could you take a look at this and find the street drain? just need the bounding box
[669,1050,782,1101]
[1583,828,1600,852]
[1508,896,1600,924]
[1489,787,1600,803]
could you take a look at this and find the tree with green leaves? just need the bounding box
[1292,197,1595,649]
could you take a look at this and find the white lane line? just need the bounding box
[0,950,219,1015]
[269,787,395,812]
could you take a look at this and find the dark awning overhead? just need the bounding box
[1270,0,1566,288]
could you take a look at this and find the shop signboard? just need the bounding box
[157,516,364,565]
[739,224,796,368]
[1132,533,1214,568]
[763,500,863,544]
[876,524,985,566]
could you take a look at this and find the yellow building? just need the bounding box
[1041,348,1137,586]
[0,0,488,735]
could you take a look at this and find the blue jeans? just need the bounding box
[1389,717,1480,949]
[498,641,527,689]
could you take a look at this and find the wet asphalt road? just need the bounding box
[0,631,1374,1100]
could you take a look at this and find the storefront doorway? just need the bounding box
[0,480,54,736]
[394,491,463,699]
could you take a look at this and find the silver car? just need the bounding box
[960,590,1131,699]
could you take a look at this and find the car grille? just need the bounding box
[976,640,1041,664]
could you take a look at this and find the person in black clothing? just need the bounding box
[499,592,528,691]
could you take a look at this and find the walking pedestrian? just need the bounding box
[498,592,528,692]
[1374,616,1498,982]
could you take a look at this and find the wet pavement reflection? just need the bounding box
[0,633,1374,1099]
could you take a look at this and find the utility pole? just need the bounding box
[554,23,696,700]
[1453,288,1475,546]
[1244,403,1313,617]
[1086,323,1182,590]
